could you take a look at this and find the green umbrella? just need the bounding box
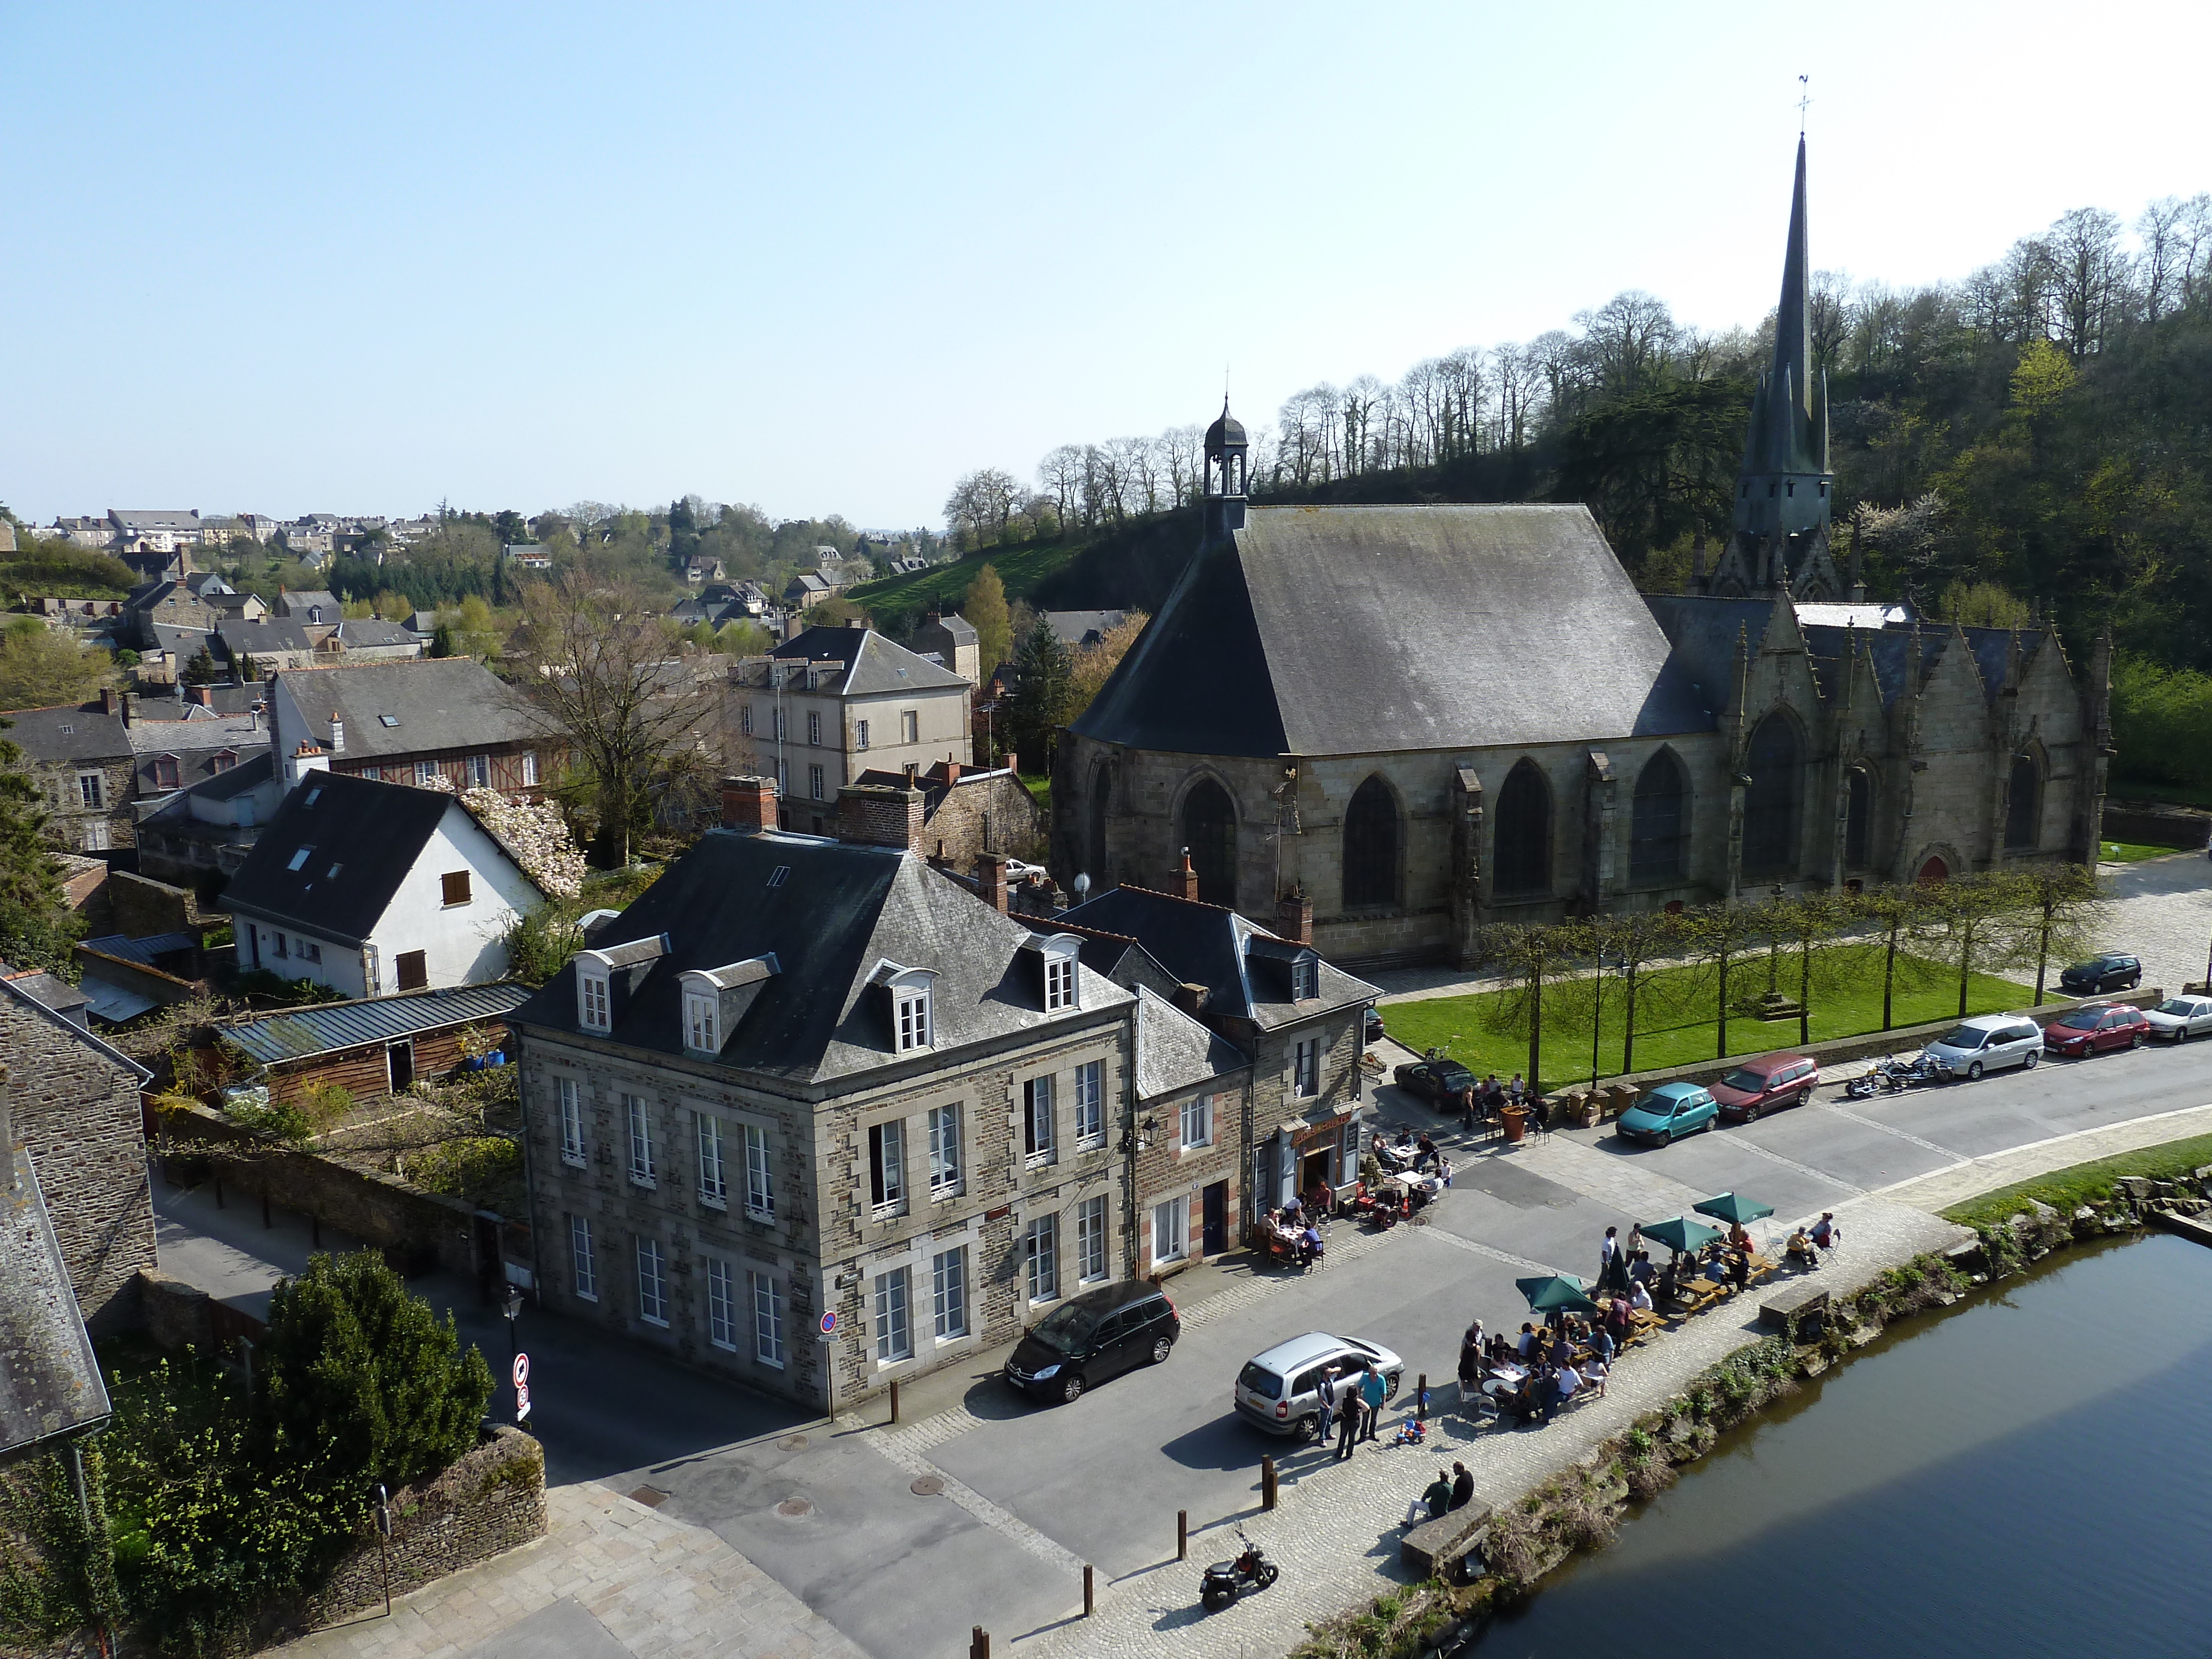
[1693,1192,1775,1227]
[1639,1215,1723,1256]
[1515,1273,1600,1314]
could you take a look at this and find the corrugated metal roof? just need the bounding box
[218,982,530,1066]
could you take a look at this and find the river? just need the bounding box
[1470,1232,2212,1657]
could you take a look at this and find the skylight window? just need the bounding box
[326,863,343,879]
[305,787,323,807]
[379,714,400,727]
[766,866,791,889]
[286,846,313,871]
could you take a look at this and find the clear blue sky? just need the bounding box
[3,1,2204,530]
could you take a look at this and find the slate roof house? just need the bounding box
[508,775,1139,1410]
[3,697,137,853]
[267,659,549,796]
[1057,138,2106,970]
[222,771,545,997]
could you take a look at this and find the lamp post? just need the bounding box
[501,1284,524,1424]
[1591,953,1621,1091]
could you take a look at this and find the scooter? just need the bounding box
[1199,1529,1279,1611]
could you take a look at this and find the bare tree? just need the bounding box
[1037,446,1085,530]
[1156,424,1203,506]
[2042,207,2131,357]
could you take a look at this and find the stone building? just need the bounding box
[851,759,1044,867]
[267,659,550,796]
[1054,141,2106,969]
[4,697,137,854]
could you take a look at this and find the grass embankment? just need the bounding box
[1385,948,2036,1086]
[1941,1132,2212,1232]
[847,538,1081,622]
[2098,839,2190,863]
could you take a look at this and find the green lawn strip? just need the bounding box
[1018,772,1051,813]
[2098,839,2192,863]
[1940,1131,2212,1232]
[1384,951,2036,1088]
[847,539,1078,617]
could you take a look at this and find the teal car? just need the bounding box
[1615,1082,1719,1148]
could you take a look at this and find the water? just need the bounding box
[1472,1233,2212,1658]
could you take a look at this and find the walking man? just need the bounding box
[1314,1364,1335,1447]
[1359,1362,1387,1444]
[1334,1380,1360,1462]
[1599,1225,1621,1293]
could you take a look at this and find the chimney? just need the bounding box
[119,691,135,727]
[977,851,1009,912]
[1275,888,1313,945]
[327,714,345,754]
[720,774,778,833]
[1171,982,1210,1019]
[1002,751,1018,776]
[903,761,920,786]
[189,685,212,707]
[100,687,119,716]
[942,760,962,786]
[835,784,925,851]
[1174,851,1199,902]
[286,739,331,787]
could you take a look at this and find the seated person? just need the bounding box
[1630,1279,1655,1313]
[1548,1328,1574,1367]
[1395,1126,1416,1149]
[1592,1324,1616,1365]
[1629,1249,1656,1287]
[1582,1354,1608,1396]
[1787,1225,1817,1262]
[1450,1462,1474,1511]
[1418,1469,1455,1524]
[1656,1256,1681,1301]
[1300,1223,1325,1261]
[1507,1072,1526,1104]
[1729,1222,1754,1252]
[1811,1212,1841,1250]
[1555,1363,1583,1405]
[1414,1132,1439,1171]
[1515,1322,1539,1359]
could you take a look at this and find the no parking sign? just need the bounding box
[513,1352,533,1422]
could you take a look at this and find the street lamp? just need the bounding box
[500,1284,524,1424]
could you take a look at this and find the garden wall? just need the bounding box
[2101,802,2211,849]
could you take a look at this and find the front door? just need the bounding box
[1300,1147,1332,1199]
[388,1040,415,1094]
[1202,1181,1227,1255]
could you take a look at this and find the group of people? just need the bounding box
[1786,1212,1843,1266]
[1452,1073,1536,1136]
[1453,1314,1610,1429]
[1312,1357,1394,1462]
[1413,1461,1476,1525]
[1261,1202,1326,1266]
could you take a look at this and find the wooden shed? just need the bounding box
[215,983,530,1105]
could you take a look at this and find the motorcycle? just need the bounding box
[1199,1529,1279,1612]
[1845,1055,1945,1098]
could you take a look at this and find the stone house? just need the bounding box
[851,760,1044,867]
[128,704,269,801]
[267,659,550,796]
[507,776,1139,1411]
[726,626,972,835]
[1126,984,1250,1272]
[4,697,137,853]
[906,612,980,685]
[0,971,155,1332]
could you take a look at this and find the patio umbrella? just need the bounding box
[1515,1273,1600,1315]
[1693,1192,1775,1227]
[1639,1215,1723,1256]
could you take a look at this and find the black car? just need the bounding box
[2059,954,2142,995]
[1005,1282,1180,1404]
[1391,1057,1477,1106]
[1364,1007,1386,1045]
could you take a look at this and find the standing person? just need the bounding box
[1458,1082,1478,1136]
[1359,1363,1387,1444]
[1334,1379,1361,1462]
[1313,1363,1335,1447]
[1598,1225,1621,1293]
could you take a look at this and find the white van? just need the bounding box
[1922,1015,2043,1080]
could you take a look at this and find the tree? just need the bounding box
[0,622,112,709]
[1067,609,1147,718]
[257,1250,492,1491]
[430,621,457,659]
[1923,872,2027,1018]
[1006,619,1076,772]
[1588,908,1684,1077]
[0,718,77,975]
[965,565,1010,673]
[2005,863,2105,1004]
[1679,900,1768,1061]
[182,644,222,686]
[1473,919,1590,1096]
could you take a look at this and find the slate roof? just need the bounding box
[221,772,473,946]
[1055,884,1376,1034]
[148,623,216,660]
[218,982,531,1067]
[1045,610,1128,649]
[768,627,968,696]
[0,1146,111,1458]
[513,829,1131,1088]
[129,708,265,757]
[273,590,339,618]
[273,659,538,759]
[110,509,199,533]
[1133,984,1248,1102]
[1073,505,1709,758]
[131,684,266,721]
[0,703,130,760]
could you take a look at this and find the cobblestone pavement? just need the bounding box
[277,1484,868,1659]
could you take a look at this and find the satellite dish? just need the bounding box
[1073,873,1092,899]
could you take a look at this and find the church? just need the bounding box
[1052,138,2111,969]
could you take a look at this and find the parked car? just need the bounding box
[1615,1081,1719,1147]
[2058,954,2142,995]
[2042,1002,2151,1057]
[2145,994,2212,1042]
[1921,1015,2044,1080]
[1710,1053,1820,1123]
[1391,1055,1477,1106]
[1005,1282,1180,1404]
[1233,1331,1405,1439]
[1364,1007,1386,1045]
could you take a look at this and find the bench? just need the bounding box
[1401,1501,1492,1580]
[1760,1280,1829,1338]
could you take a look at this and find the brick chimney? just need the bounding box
[1171,982,1210,1019]
[1174,851,1199,902]
[100,687,119,716]
[189,685,213,708]
[942,760,962,786]
[1274,888,1313,945]
[721,774,778,833]
[1001,751,1018,776]
[835,784,925,851]
[977,851,1009,912]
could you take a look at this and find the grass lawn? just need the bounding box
[2099,839,2193,863]
[847,538,1080,619]
[1384,948,2037,1091]
[1019,771,1051,813]
[1941,1132,2212,1232]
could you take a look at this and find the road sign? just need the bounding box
[515,1384,532,1422]
[513,1352,530,1387]
[819,1311,838,1337]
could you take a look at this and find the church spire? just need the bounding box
[1769,135,1814,474]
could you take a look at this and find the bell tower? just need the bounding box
[1202,398,1248,545]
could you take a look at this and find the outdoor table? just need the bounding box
[1684,1277,1721,1297]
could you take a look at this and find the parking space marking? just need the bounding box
[844,1410,1088,1583]
[1813,1099,1963,1159]
[1724,1131,1871,1196]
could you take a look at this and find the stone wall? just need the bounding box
[106,868,218,940]
[921,771,1046,866]
[2102,802,2210,849]
[137,1266,217,1352]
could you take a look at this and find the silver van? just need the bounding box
[1923,1015,2043,1080]
[1233,1332,1404,1439]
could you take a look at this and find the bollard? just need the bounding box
[1417,1373,1427,1423]
[1261,1455,1278,1511]
[890,1379,901,1425]
[971,1626,990,1659]
[1178,1507,1188,1561]
[262,1191,272,1229]
[1083,1564,1094,1618]
[213,1175,225,1209]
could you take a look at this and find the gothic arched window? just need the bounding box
[1342,775,1399,909]
[1844,766,1872,870]
[1741,713,1802,879]
[1180,779,1237,908]
[1629,750,1689,884]
[1493,760,1552,896]
[2005,754,2041,851]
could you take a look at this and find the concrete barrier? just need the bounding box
[1401,1501,1490,1579]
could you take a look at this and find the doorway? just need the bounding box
[1202,1181,1227,1255]
[1300,1146,1333,1200]
[388,1040,415,1094]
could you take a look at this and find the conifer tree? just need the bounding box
[0,718,75,974]
[1008,618,1075,771]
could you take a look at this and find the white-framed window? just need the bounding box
[808,763,825,800]
[1024,1074,1055,1165]
[740,705,754,737]
[696,1112,727,1207]
[76,772,104,809]
[901,709,918,744]
[1154,1195,1190,1265]
[807,709,822,746]
[932,1245,968,1340]
[625,1094,655,1185]
[743,1123,774,1222]
[686,992,719,1054]
[1045,954,1075,1011]
[854,718,869,749]
[895,988,931,1052]
[570,1215,597,1301]
[1025,1214,1058,1303]
[927,1104,962,1197]
[1181,1091,1213,1150]
[637,1237,668,1326]
[558,1077,586,1166]
[1293,958,1318,999]
[414,759,436,786]
[868,1119,906,1216]
[1076,1194,1108,1282]
[874,1265,912,1362]
[81,818,111,851]
[297,938,322,963]
[706,1256,738,1350]
[579,971,611,1032]
[1293,1036,1321,1098]
[1074,1061,1103,1148]
[752,1269,786,1366]
[521,750,539,786]
[468,753,491,787]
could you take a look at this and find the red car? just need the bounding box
[2042,1002,2151,1057]
[1710,1053,1820,1124]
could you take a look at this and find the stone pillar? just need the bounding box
[1448,766,1484,968]
[1582,751,1616,914]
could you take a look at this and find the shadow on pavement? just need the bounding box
[1160,1414,1288,1472]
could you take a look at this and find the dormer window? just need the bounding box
[869,960,937,1052]
[1293,957,1318,1000]
[896,987,931,1050]
[685,992,719,1054]
[1025,933,1083,1013]
[1046,955,1074,1011]
[580,970,611,1032]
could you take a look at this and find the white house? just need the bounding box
[221,769,544,997]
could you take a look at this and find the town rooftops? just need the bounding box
[0,702,129,760]
[763,626,967,697]
[217,982,531,1067]
[273,658,538,758]
[1133,984,1248,1102]
[108,509,200,533]
[0,1144,110,1458]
